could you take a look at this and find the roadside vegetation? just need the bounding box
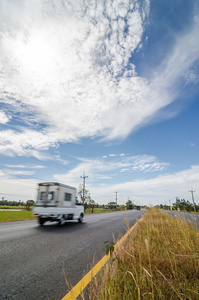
[0,200,36,222]
[159,198,199,213]
[87,208,199,299]
[0,206,134,222]
[0,199,35,210]
[0,210,36,222]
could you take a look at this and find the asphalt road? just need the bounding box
[0,210,145,300]
[165,210,199,228]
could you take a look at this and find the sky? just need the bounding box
[0,0,199,206]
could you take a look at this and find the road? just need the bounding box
[165,210,199,228]
[0,210,145,300]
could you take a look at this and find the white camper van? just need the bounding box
[32,182,84,226]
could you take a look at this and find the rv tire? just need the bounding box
[78,213,83,223]
[59,215,65,226]
[39,217,45,226]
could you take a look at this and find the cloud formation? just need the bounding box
[53,154,169,185]
[90,165,199,205]
[0,0,198,158]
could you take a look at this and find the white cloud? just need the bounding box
[54,155,69,166]
[0,129,53,159]
[5,164,45,169]
[0,0,198,157]
[53,154,169,186]
[0,178,38,200]
[91,165,199,205]
[0,110,11,124]
[5,170,35,176]
[1,164,198,205]
[0,0,150,153]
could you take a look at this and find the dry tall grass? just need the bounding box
[88,208,199,299]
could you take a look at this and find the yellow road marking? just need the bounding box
[62,218,140,300]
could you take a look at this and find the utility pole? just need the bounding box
[80,172,88,206]
[176,196,180,211]
[188,190,196,212]
[169,200,172,211]
[115,191,118,210]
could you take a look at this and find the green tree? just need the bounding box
[107,202,117,209]
[25,200,35,211]
[172,198,196,212]
[126,199,133,210]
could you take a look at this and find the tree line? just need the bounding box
[160,198,199,212]
[0,199,35,210]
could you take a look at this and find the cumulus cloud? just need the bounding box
[0,0,198,156]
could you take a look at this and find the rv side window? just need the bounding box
[48,192,54,201]
[40,192,46,200]
[64,193,71,202]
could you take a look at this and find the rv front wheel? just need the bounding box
[78,213,83,223]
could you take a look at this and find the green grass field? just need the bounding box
[0,210,36,222]
[0,206,26,209]
[0,207,126,222]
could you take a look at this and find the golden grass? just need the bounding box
[88,208,199,299]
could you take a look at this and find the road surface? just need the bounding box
[165,210,199,228]
[0,210,145,300]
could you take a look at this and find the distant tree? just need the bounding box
[78,184,89,207]
[126,200,133,210]
[107,202,117,209]
[25,200,35,211]
[78,184,96,211]
[171,198,196,212]
[0,200,26,207]
[87,197,96,213]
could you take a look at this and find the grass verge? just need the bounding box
[0,210,36,222]
[85,208,125,214]
[88,208,199,299]
[0,207,128,222]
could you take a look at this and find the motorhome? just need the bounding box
[32,182,84,226]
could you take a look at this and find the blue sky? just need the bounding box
[0,0,199,206]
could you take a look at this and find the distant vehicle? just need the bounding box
[136,206,141,210]
[32,182,84,226]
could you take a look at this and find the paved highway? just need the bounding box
[0,210,145,300]
[165,210,199,228]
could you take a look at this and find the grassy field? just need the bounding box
[88,208,199,300]
[0,207,125,222]
[0,206,26,209]
[0,210,36,222]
